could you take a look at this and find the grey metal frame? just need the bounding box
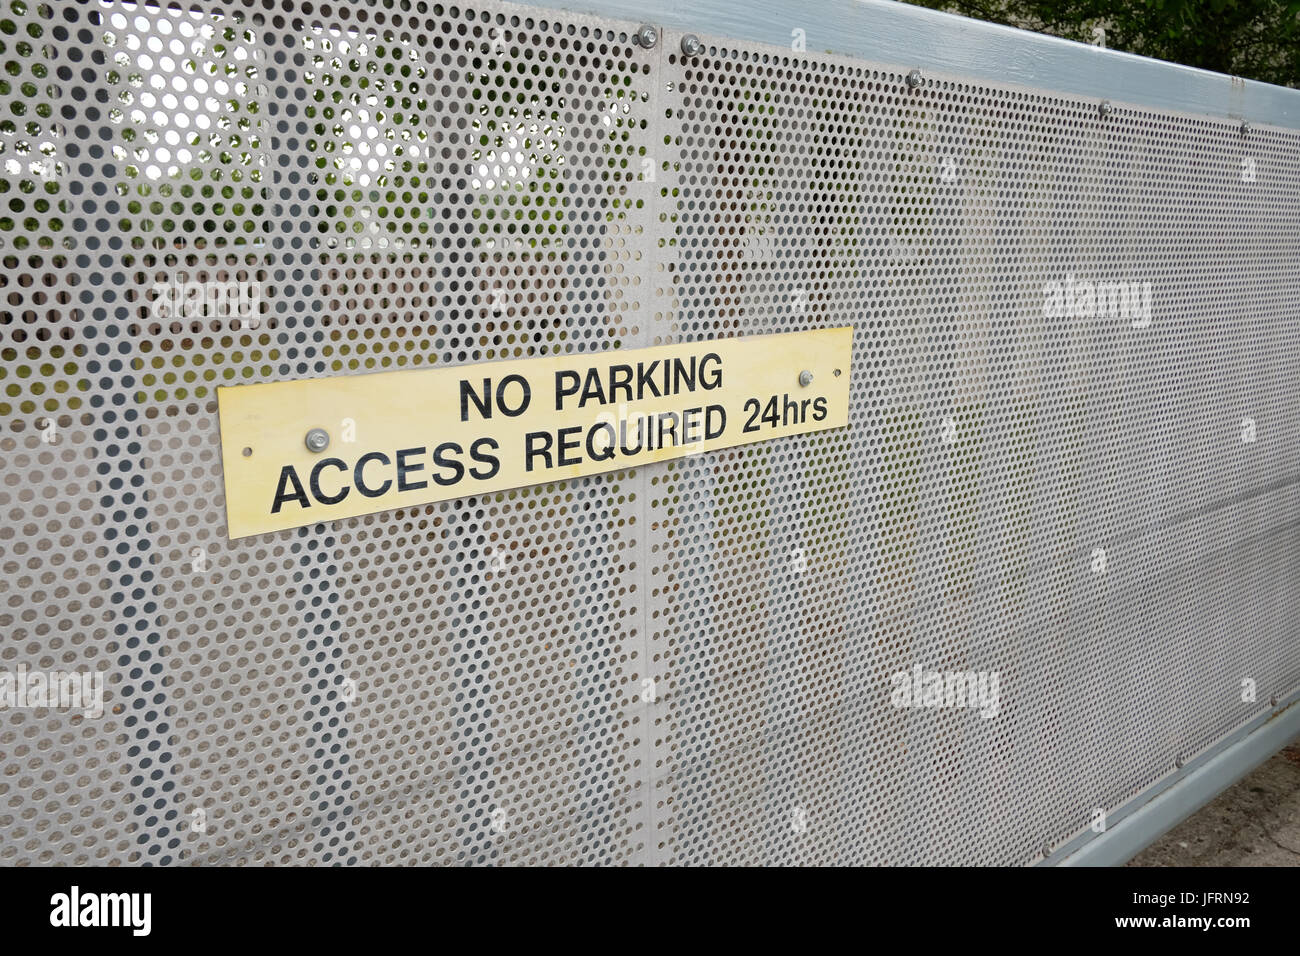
[1053,692,1300,865]
[539,0,1300,129]
[3,0,1298,869]
[504,0,1300,866]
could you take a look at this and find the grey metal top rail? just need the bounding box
[528,0,1300,129]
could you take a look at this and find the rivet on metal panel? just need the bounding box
[1041,843,1052,858]
[1271,696,1279,707]
[680,34,703,58]
[1174,755,1185,769]
[905,68,923,89]
[1241,120,1252,135]
[305,428,330,453]
[799,370,814,387]
[635,24,659,49]
[1099,99,1114,118]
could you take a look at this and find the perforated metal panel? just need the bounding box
[1,0,1298,866]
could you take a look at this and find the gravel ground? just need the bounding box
[1127,742,1300,866]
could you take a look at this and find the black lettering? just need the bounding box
[555,370,581,411]
[636,360,662,399]
[496,374,531,417]
[657,412,679,447]
[619,416,643,455]
[557,426,582,466]
[699,352,722,389]
[587,422,617,462]
[461,378,493,421]
[309,458,350,506]
[354,452,392,498]
[469,437,501,480]
[681,407,702,445]
[525,431,553,472]
[782,392,800,426]
[271,465,310,514]
[396,446,428,492]
[812,396,828,422]
[432,442,465,486]
[705,404,726,439]
[579,367,607,408]
[671,356,696,394]
[609,364,633,404]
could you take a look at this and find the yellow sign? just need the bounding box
[217,327,853,538]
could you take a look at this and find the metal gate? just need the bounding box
[1,0,1299,866]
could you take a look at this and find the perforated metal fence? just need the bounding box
[1,0,1298,867]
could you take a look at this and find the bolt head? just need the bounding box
[1175,755,1185,769]
[1271,696,1279,707]
[1241,121,1252,135]
[305,428,330,453]
[1041,843,1052,858]
[906,69,923,89]
[636,24,658,49]
[681,34,703,57]
[1099,100,1114,117]
[799,370,814,388]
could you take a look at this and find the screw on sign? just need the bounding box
[305,428,330,453]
